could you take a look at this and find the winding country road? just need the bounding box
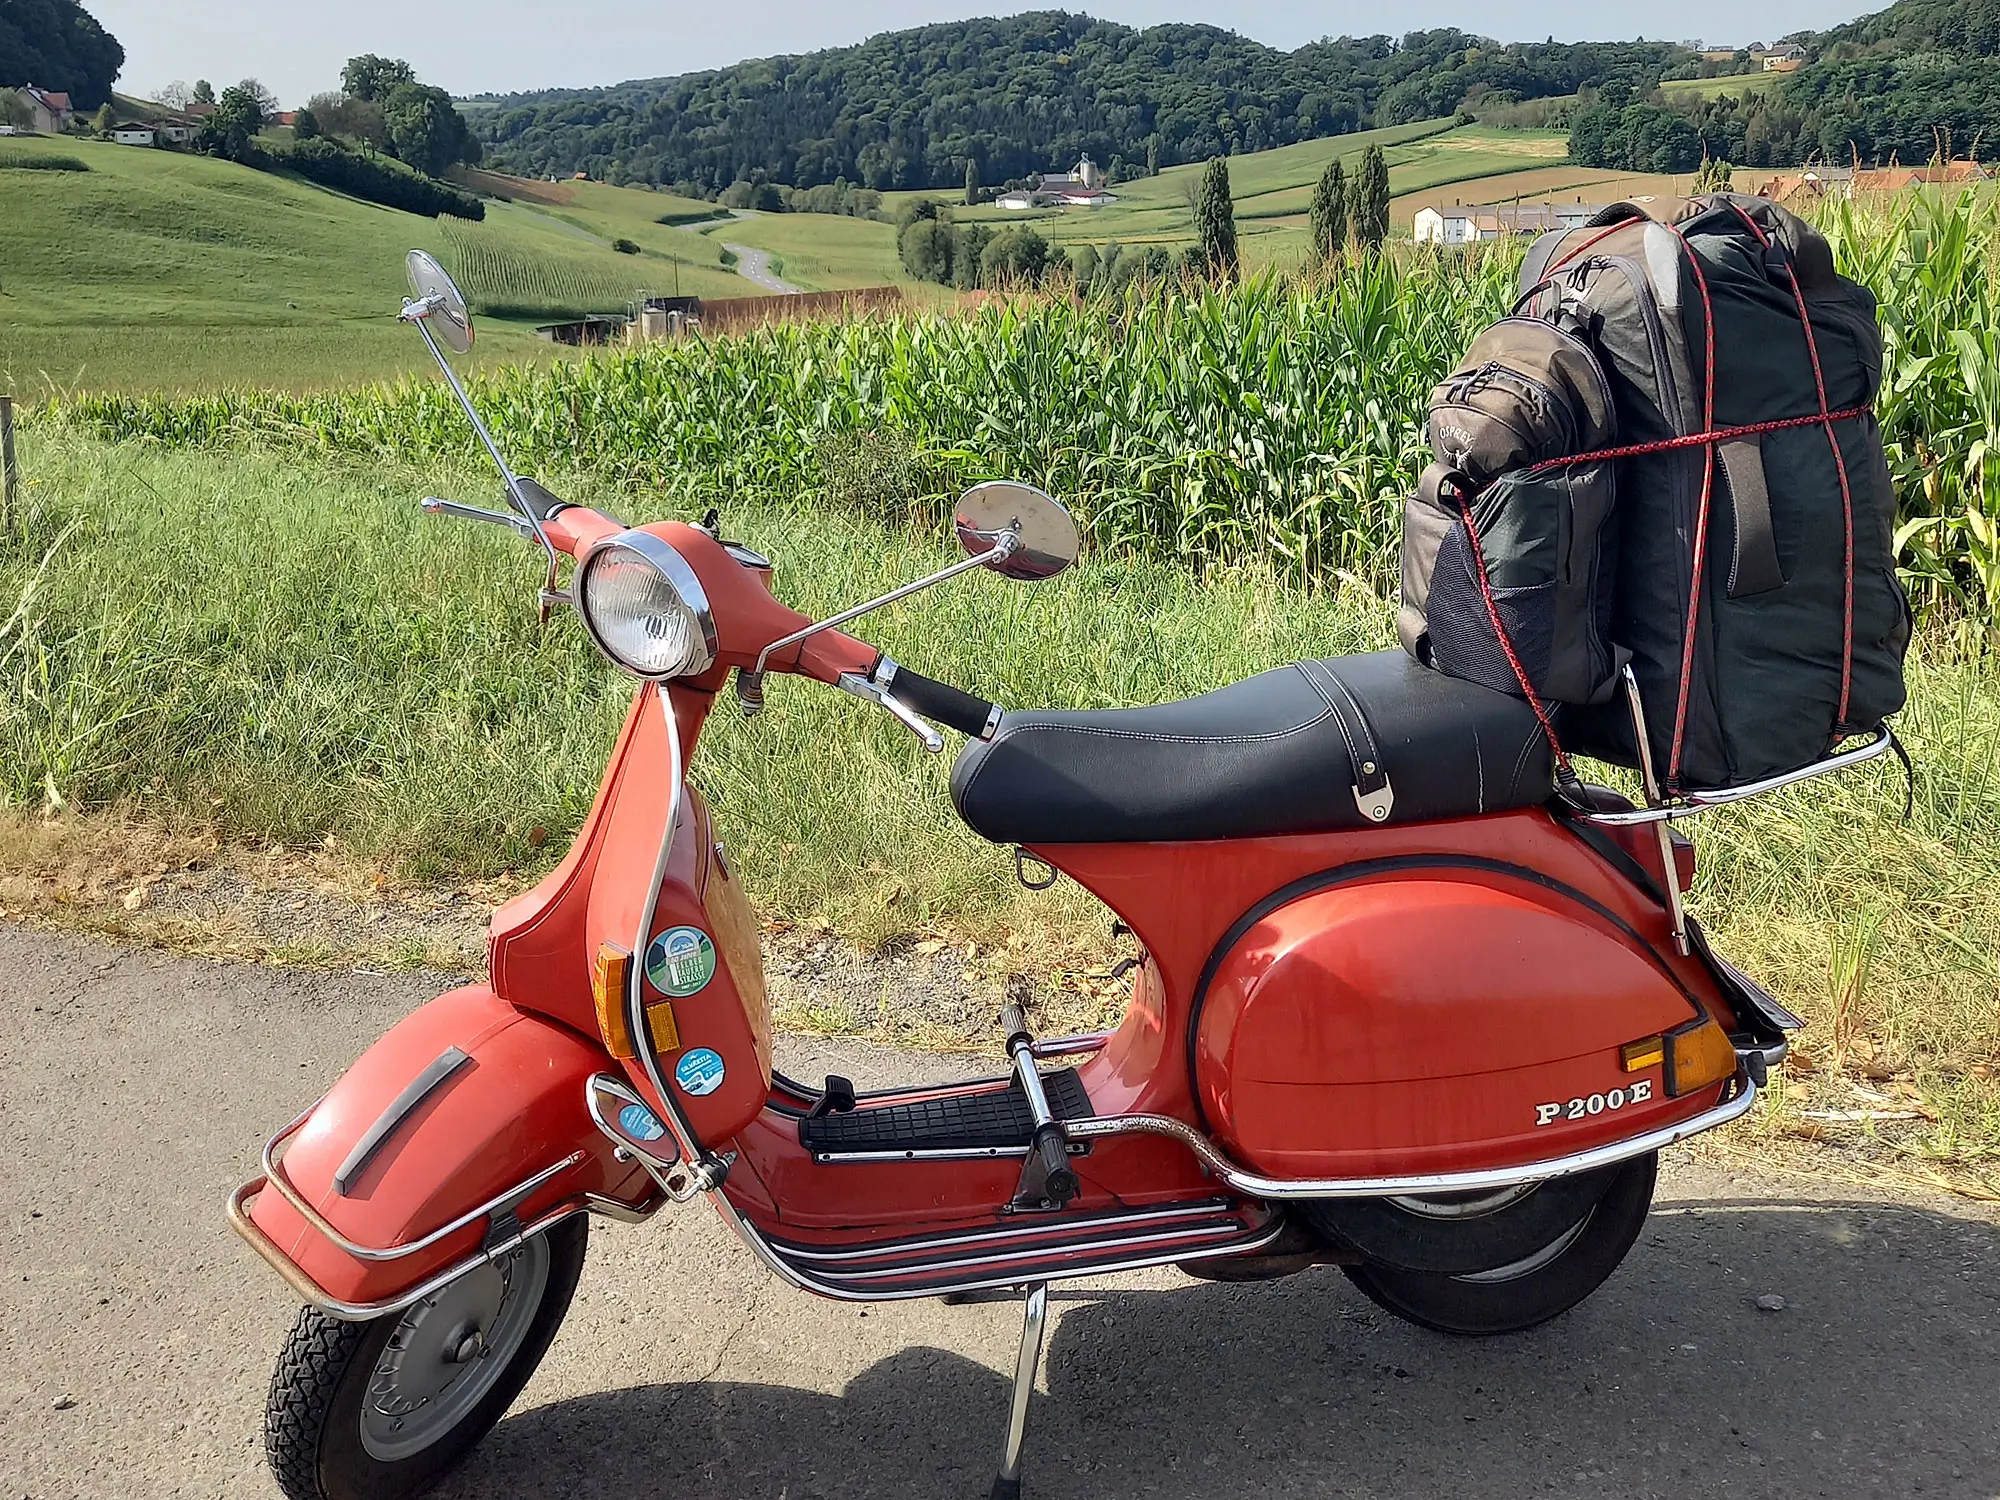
[4,921,1999,1498]
[722,241,802,294]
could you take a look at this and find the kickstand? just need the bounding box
[989,1282,1050,1500]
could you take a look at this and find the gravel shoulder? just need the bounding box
[3,922,2000,1499]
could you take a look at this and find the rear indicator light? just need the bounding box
[1663,1017,1738,1097]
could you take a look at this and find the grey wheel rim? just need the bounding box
[1384,1182,1540,1220]
[1450,1207,1594,1284]
[359,1236,551,1462]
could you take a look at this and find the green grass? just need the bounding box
[437,204,741,317]
[698,213,912,292]
[0,138,740,395]
[5,426,1996,1161]
[1660,71,1787,100]
[0,147,88,171]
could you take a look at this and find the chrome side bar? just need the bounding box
[1582,728,1895,827]
[1027,1030,1114,1060]
[228,1177,657,1322]
[1065,1067,1760,1201]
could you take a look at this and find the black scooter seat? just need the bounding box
[949,651,1552,845]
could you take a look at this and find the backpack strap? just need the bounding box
[1717,436,1784,597]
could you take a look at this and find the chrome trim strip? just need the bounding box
[768,1202,1239,1264]
[333,1046,472,1196]
[1583,729,1895,826]
[1064,1072,1760,1200]
[803,1222,1254,1283]
[623,686,725,1191]
[257,1098,588,1263]
[228,1178,658,1322]
[812,1145,1034,1164]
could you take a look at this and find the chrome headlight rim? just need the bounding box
[575,530,719,680]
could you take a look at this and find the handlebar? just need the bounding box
[886,667,997,740]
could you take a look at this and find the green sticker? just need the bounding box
[646,926,717,997]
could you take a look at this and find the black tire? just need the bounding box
[265,1217,587,1500]
[1301,1162,1625,1275]
[1342,1153,1656,1337]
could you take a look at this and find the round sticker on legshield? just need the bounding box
[674,1047,727,1097]
[647,926,717,997]
[618,1102,666,1142]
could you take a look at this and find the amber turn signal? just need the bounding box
[592,944,636,1060]
[1663,1017,1738,1097]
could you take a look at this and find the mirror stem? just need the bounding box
[413,317,564,614]
[741,528,1021,710]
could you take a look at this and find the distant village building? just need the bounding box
[9,85,74,134]
[1412,201,1603,245]
[110,125,156,146]
[998,156,1114,210]
[1755,159,1988,207]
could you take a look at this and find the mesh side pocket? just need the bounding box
[1427,521,1559,701]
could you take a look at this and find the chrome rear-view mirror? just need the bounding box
[955,481,1080,581]
[403,249,474,354]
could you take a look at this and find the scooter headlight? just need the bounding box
[575,532,718,679]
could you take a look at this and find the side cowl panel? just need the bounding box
[239,984,650,1312]
[1194,867,1714,1178]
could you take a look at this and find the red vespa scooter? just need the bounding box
[232,254,1888,1500]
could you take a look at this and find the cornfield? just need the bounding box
[435,215,654,321]
[63,190,2000,632]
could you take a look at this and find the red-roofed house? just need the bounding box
[10,86,74,134]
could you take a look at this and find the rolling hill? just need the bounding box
[0,135,740,395]
[468,12,1685,191]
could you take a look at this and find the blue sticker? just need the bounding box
[674,1047,727,1097]
[618,1102,667,1142]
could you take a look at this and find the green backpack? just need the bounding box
[1399,193,1910,792]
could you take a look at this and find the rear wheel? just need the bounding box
[1332,1153,1657,1336]
[265,1217,587,1500]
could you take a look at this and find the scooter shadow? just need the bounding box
[441,1196,2000,1500]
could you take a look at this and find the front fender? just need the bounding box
[231,984,653,1316]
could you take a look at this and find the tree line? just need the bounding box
[468,12,1694,190]
[894,143,1392,292]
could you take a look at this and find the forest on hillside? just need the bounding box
[470,13,1684,190]
[0,0,123,109]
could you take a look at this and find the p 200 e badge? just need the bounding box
[647,926,717,997]
[1534,1080,1652,1126]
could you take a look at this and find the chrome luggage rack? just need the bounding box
[1576,666,1897,952]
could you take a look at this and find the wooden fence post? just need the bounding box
[0,395,17,537]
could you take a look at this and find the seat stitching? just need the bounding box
[1294,662,1364,769]
[1317,668,1385,776]
[986,708,1334,748]
[1509,727,1544,796]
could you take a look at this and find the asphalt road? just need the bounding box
[721,242,802,294]
[3,921,1998,1500]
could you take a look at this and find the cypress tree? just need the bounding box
[1352,144,1390,252]
[964,158,981,206]
[1310,157,1348,261]
[1194,155,1238,279]
[1145,133,1160,177]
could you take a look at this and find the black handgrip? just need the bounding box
[998,1003,1029,1048]
[890,668,994,739]
[511,478,569,525]
[1033,1126,1078,1204]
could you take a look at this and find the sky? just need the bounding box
[86,0,1870,106]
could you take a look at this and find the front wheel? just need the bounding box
[265,1217,587,1500]
[1341,1153,1657,1336]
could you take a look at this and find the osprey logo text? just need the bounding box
[1534,1080,1653,1127]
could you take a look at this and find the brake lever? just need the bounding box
[835,672,944,753]
[421,497,536,540]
